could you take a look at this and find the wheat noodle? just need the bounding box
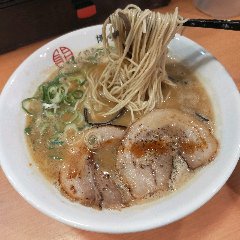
[87,5,186,119]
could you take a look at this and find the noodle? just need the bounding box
[87,5,187,119]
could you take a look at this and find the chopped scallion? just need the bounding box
[47,85,67,104]
[24,127,32,135]
[22,98,41,115]
[78,78,86,86]
[64,93,76,105]
[72,90,83,99]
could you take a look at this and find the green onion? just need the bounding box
[64,93,76,106]
[22,98,41,115]
[42,103,59,114]
[40,73,69,104]
[47,85,67,104]
[52,73,66,84]
[43,110,55,118]
[72,90,83,99]
[41,84,49,103]
[67,75,86,86]
[78,78,86,86]
[69,56,77,64]
[39,122,49,135]
[24,127,32,135]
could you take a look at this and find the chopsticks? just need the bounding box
[183,19,240,31]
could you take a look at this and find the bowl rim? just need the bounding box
[0,25,240,234]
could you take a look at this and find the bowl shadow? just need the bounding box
[226,160,240,195]
[71,188,230,240]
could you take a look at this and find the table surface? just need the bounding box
[0,0,240,239]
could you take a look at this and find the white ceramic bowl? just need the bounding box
[0,25,240,233]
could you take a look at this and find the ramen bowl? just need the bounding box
[0,25,240,233]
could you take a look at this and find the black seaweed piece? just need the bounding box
[168,75,188,85]
[195,112,209,122]
[84,107,127,128]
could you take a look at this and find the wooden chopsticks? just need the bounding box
[183,19,240,31]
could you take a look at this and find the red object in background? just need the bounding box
[53,47,73,67]
[77,4,96,19]
[0,0,171,54]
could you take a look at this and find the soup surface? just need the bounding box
[23,49,217,209]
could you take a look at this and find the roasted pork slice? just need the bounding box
[59,126,132,209]
[59,146,101,207]
[117,109,218,199]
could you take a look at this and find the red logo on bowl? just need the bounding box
[53,47,74,67]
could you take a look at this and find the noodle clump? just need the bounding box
[87,5,186,119]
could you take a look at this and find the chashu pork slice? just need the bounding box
[117,109,218,199]
[59,126,132,209]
